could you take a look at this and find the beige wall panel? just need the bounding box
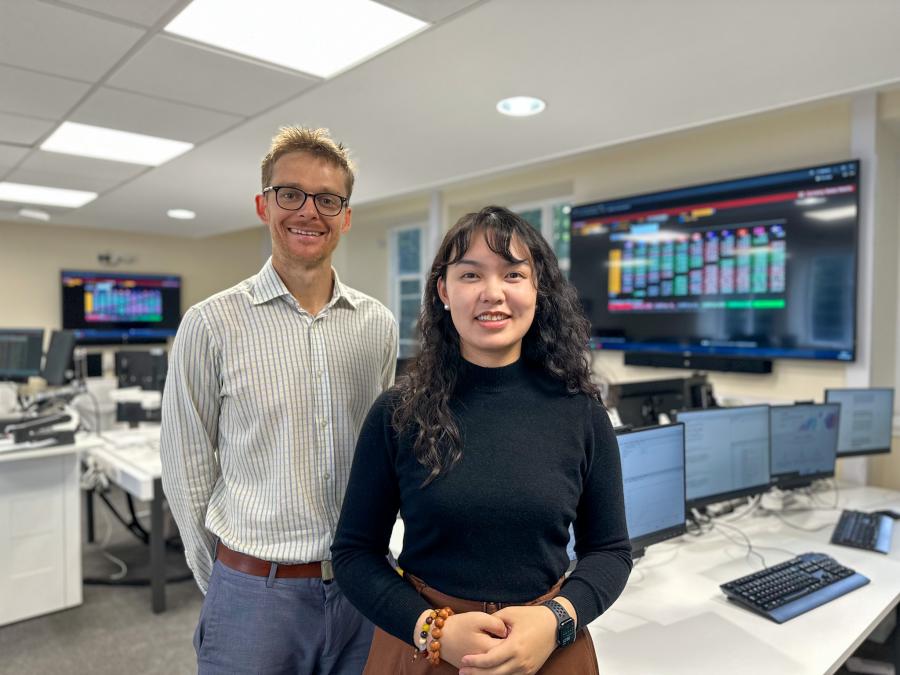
[0,220,265,334]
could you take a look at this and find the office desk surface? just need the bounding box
[589,485,900,675]
[389,485,900,675]
[86,427,161,501]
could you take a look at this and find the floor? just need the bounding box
[0,488,202,675]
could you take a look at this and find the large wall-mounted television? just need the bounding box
[569,160,859,367]
[61,270,181,344]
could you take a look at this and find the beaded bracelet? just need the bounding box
[413,606,454,666]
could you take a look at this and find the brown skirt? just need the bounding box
[362,574,599,675]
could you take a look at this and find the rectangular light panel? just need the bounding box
[165,0,428,79]
[41,121,194,166]
[0,182,97,208]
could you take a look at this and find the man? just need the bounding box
[161,126,398,674]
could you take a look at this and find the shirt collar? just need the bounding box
[251,257,357,311]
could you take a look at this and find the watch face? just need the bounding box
[559,617,576,647]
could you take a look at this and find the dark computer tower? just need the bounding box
[115,350,168,392]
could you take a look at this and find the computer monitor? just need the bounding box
[0,329,44,382]
[607,375,711,427]
[677,405,770,509]
[616,423,687,557]
[770,403,840,489]
[115,350,168,392]
[41,330,77,386]
[825,388,895,457]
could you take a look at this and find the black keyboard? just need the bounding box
[831,509,893,554]
[720,552,869,623]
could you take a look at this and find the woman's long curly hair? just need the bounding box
[392,206,602,486]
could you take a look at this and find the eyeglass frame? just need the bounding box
[262,185,349,216]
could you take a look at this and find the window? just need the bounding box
[389,226,425,359]
[510,198,572,276]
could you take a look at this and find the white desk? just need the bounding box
[389,485,900,675]
[588,485,900,675]
[81,426,168,613]
[0,437,101,626]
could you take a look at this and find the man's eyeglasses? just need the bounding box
[262,186,348,217]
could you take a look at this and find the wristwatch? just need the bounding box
[541,599,576,648]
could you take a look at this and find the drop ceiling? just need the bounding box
[1,0,899,238]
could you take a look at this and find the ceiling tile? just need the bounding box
[0,111,56,146]
[376,0,480,23]
[0,0,145,81]
[108,36,320,117]
[0,143,29,173]
[0,64,91,119]
[71,87,243,144]
[58,0,184,27]
[7,150,147,193]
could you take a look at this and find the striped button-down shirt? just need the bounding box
[160,258,398,593]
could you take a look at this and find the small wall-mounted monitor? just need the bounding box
[770,403,840,489]
[61,270,181,344]
[0,329,44,382]
[677,405,771,509]
[825,388,894,458]
[616,423,686,558]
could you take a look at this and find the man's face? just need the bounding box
[255,151,352,269]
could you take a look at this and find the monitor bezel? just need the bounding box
[769,402,841,490]
[676,404,772,509]
[615,422,687,555]
[825,387,895,458]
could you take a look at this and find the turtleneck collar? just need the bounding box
[456,358,531,392]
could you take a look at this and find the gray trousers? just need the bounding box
[194,560,374,675]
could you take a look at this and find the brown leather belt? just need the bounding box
[216,542,334,580]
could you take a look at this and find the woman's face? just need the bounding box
[437,232,538,368]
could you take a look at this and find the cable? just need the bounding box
[721,495,763,522]
[764,508,834,532]
[711,520,767,569]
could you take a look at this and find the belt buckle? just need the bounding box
[321,560,334,582]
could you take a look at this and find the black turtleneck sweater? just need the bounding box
[331,359,632,644]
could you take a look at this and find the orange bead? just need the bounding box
[429,641,441,652]
[438,608,450,619]
[434,617,445,628]
[431,628,442,639]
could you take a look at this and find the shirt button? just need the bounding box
[319,418,329,428]
[324,473,331,480]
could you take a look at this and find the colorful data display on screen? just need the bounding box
[61,271,181,343]
[82,279,164,323]
[569,160,858,361]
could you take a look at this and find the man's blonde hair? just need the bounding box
[260,126,355,197]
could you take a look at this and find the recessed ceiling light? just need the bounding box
[18,208,51,221]
[41,121,193,166]
[165,0,428,79]
[167,208,196,220]
[0,182,97,208]
[496,96,546,117]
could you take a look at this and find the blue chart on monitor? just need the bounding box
[771,405,839,477]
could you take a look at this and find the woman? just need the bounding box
[332,206,631,674]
